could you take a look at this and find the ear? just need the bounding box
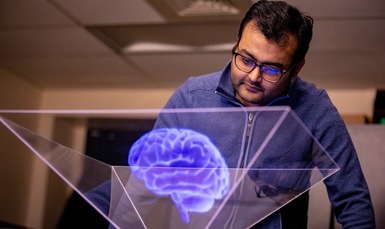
[291,59,305,80]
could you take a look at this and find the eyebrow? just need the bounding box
[239,48,284,68]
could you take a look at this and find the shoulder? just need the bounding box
[291,77,324,97]
[289,77,342,130]
[289,77,332,107]
[183,71,221,92]
[164,70,223,108]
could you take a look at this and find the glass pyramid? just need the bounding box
[0,107,339,229]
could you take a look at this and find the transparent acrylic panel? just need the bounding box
[0,107,339,229]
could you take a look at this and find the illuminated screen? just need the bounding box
[128,128,230,223]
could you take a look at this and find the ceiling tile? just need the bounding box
[52,0,166,25]
[0,27,115,59]
[96,22,239,51]
[0,0,75,28]
[125,52,232,87]
[1,55,154,89]
[1,0,384,90]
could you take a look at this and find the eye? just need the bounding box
[240,56,255,67]
[262,66,281,75]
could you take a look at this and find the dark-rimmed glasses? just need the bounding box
[232,50,296,83]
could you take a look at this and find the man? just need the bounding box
[157,0,375,228]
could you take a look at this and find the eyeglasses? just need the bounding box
[232,50,296,83]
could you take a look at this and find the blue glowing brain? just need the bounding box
[128,128,230,223]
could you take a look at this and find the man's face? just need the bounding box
[230,22,299,106]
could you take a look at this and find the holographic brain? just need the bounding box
[128,128,230,223]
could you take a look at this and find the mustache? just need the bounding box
[243,78,264,90]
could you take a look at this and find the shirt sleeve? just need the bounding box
[311,90,376,228]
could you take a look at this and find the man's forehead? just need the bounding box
[245,21,298,49]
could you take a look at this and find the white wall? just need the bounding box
[0,67,42,227]
[40,88,174,109]
[328,89,376,117]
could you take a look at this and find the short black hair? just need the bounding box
[238,0,313,64]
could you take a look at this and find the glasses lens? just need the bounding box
[261,66,281,75]
[235,54,254,72]
[260,66,282,82]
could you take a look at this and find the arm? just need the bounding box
[311,91,375,228]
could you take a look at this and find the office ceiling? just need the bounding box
[0,0,384,90]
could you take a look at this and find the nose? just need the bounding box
[248,66,263,83]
